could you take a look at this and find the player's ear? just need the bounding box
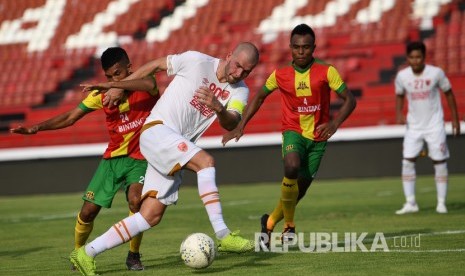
[127,62,132,72]
[225,52,233,61]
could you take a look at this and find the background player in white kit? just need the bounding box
[394,41,460,215]
[71,42,259,276]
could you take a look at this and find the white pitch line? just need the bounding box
[280,248,465,254]
[365,229,465,243]
[389,248,465,253]
[3,200,254,223]
[376,191,394,197]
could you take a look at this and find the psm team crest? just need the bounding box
[178,142,188,152]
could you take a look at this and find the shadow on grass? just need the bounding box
[415,201,465,213]
[0,247,50,257]
[202,251,281,273]
[447,202,465,211]
[98,250,281,274]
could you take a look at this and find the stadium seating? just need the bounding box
[0,0,464,148]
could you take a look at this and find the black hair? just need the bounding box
[101,47,130,71]
[406,41,426,56]
[291,24,316,43]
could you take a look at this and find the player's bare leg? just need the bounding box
[75,202,101,249]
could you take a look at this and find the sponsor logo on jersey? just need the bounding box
[177,142,188,152]
[209,82,230,100]
[190,81,230,117]
[410,91,430,100]
[117,118,145,133]
[190,98,215,117]
[298,104,321,113]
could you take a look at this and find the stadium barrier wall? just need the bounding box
[0,125,463,196]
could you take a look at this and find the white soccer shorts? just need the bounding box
[403,127,449,161]
[140,123,201,205]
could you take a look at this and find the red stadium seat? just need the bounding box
[0,0,464,148]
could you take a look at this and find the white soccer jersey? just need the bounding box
[395,64,451,130]
[145,51,249,142]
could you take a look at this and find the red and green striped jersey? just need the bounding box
[263,59,346,141]
[79,90,158,159]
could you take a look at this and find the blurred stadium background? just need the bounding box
[0,0,464,195]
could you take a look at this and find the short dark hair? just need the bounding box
[101,47,130,71]
[406,41,426,56]
[291,24,316,43]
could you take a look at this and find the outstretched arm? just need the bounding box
[315,88,356,138]
[98,57,167,106]
[222,89,269,145]
[82,76,158,95]
[129,57,168,79]
[10,107,87,135]
[444,89,460,136]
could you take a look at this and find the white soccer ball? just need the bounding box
[180,233,216,269]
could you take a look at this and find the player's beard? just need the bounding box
[224,63,239,84]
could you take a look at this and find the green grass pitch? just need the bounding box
[1,175,464,275]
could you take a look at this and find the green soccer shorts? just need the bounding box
[282,130,327,180]
[83,156,147,208]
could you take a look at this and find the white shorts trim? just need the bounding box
[142,165,183,205]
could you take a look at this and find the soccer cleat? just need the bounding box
[395,202,419,215]
[281,226,296,245]
[126,251,144,271]
[259,214,271,249]
[70,247,98,276]
[217,230,254,253]
[436,203,448,214]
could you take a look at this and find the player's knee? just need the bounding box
[283,165,299,178]
[145,213,163,227]
[189,151,215,171]
[203,154,215,168]
[402,159,415,170]
[283,158,300,178]
[139,197,166,227]
[79,209,98,222]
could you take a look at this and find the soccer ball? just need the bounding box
[180,233,216,269]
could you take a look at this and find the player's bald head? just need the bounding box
[232,42,259,66]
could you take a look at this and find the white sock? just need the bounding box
[85,212,151,257]
[402,159,416,204]
[197,167,229,239]
[434,162,448,204]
